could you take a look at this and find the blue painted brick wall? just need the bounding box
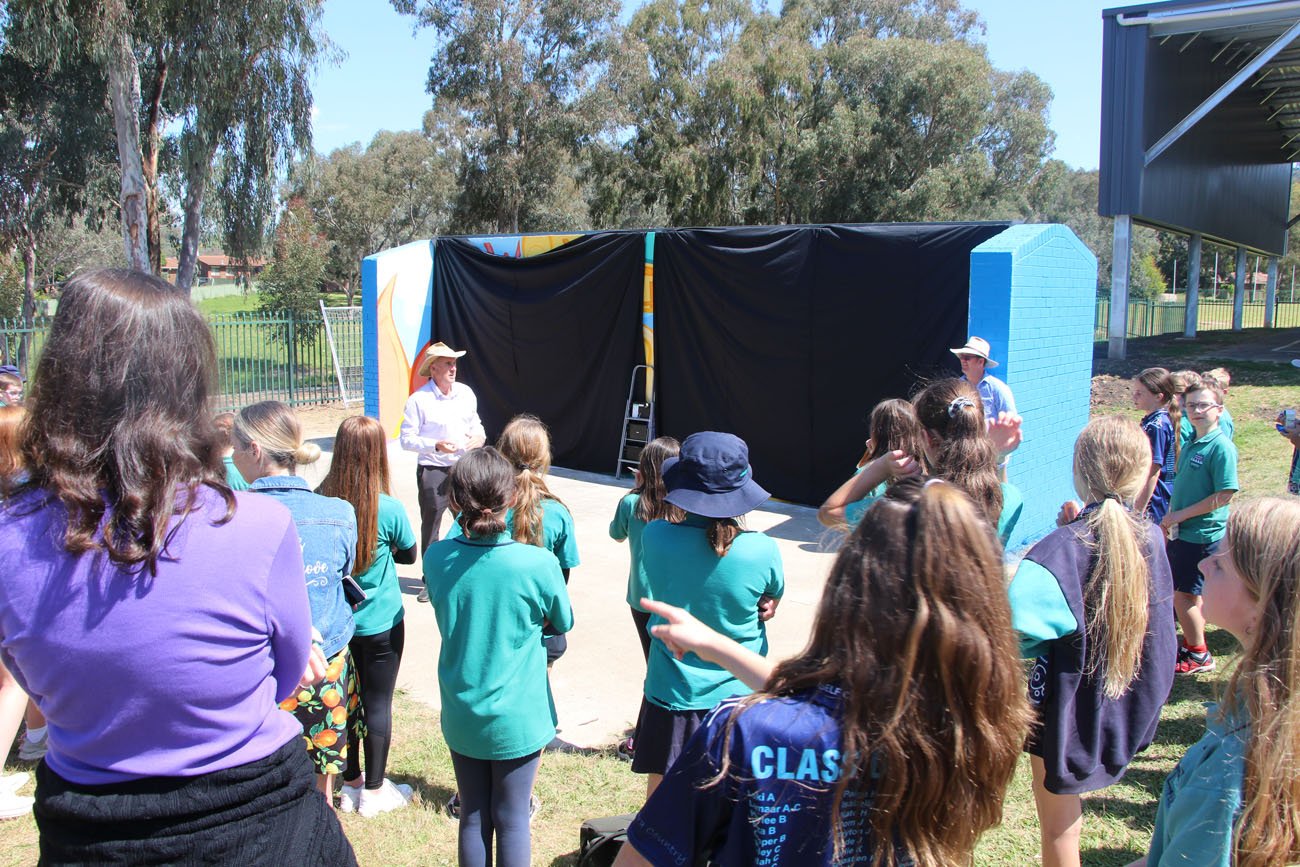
[361,254,379,419]
[969,225,1098,550]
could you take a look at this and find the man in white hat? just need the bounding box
[951,336,1017,429]
[400,342,486,600]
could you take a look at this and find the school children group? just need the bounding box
[0,268,1296,867]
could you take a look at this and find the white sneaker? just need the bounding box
[0,790,33,821]
[18,736,47,762]
[337,780,363,814]
[0,772,29,794]
[358,779,413,818]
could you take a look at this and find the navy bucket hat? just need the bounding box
[662,432,769,519]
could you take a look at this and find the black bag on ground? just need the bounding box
[577,814,635,867]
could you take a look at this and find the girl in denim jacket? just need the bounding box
[234,401,359,806]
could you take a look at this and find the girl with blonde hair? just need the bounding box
[615,476,1031,867]
[495,414,579,664]
[1009,416,1177,867]
[1136,497,1300,866]
[233,400,361,806]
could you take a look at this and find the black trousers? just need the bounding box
[416,465,452,552]
[345,621,406,789]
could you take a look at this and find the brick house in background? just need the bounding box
[162,254,267,284]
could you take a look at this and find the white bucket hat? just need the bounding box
[950,336,998,368]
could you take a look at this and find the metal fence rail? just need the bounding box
[1,309,362,412]
[1093,298,1300,341]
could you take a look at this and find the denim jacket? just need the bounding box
[248,475,357,658]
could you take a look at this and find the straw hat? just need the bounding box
[950,336,998,368]
[416,342,466,378]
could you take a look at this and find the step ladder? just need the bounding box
[616,364,655,479]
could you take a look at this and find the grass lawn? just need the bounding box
[2,337,1293,865]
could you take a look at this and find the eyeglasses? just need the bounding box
[1185,401,1221,412]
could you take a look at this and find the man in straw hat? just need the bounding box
[951,336,1017,430]
[400,342,486,601]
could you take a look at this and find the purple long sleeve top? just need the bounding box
[0,486,313,785]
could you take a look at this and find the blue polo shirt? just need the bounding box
[964,373,1016,424]
[641,515,784,711]
[1141,409,1175,523]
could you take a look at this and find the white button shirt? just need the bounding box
[399,381,486,467]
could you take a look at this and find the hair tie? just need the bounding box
[480,507,494,516]
[1103,492,1123,503]
[515,463,529,473]
[946,396,975,417]
[924,478,946,488]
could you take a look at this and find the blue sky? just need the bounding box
[311,0,1117,170]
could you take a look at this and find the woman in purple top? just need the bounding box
[0,270,354,865]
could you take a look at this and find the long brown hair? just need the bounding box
[1136,367,1181,467]
[912,378,1003,528]
[0,405,25,482]
[318,415,391,576]
[1222,498,1300,867]
[497,414,565,547]
[14,269,233,574]
[633,436,685,524]
[716,477,1030,865]
[1073,416,1154,699]
[858,398,929,472]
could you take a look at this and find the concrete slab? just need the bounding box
[301,430,841,750]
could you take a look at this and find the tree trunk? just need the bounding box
[106,28,150,272]
[19,236,36,372]
[176,135,219,294]
[143,52,168,276]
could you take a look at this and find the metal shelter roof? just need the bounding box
[1100,0,1299,255]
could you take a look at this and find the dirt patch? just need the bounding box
[295,402,364,440]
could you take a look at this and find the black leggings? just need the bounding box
[344,620,405,789]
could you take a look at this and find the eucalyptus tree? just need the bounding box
[393,0,621,233]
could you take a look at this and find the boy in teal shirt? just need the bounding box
[1161,381,1237,674]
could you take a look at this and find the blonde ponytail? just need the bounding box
[1074,416,1153,698]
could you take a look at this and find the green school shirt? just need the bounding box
[609,492,651,610]
[423,532,573,761]
[641,515,785,711]
[352,493,417,636]
[1169,428,1239,544]
[447,498,580,569]
[223,455,249,491]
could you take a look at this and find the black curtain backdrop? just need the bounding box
[431,232,644,473]
[653,223,1010,506]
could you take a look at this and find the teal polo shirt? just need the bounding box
[1147,704,1246,867]
[641,515,785,711]
[1169,428,1238,544]
[609,492,651,610]
[447,498,579,569]
[423,532,573,760]
[223,455,249,491]
[352,493,417,636]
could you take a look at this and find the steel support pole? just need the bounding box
[1109,215,1133,359]
[1233,247,1247,331]
[1266,256,1279,327]
[1185,233,1202,337]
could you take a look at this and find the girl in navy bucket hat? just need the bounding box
[631,432,785,799]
